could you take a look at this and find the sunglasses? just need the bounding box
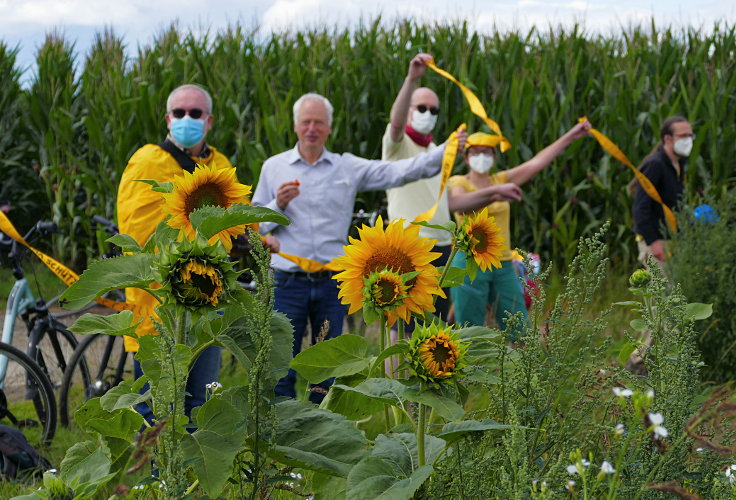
[414,104,440,115]
[170,108,205,119]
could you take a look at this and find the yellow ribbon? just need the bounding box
[580,117,677,233]
[0,211,142,315]
[414,124,464,223]
[277,251,341,273]
[426,59,511,153]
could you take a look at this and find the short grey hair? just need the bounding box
[166,84,213,114]
[293,93,333,126]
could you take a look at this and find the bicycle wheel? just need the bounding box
[59,334,129,427]
[0,342,57,444]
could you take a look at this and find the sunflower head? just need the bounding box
[161,162,252,251]
[157,236,238,311]
[407,322,467,385]
[458,207,505,274]
[360,268,418,324]
[332,216,444,326]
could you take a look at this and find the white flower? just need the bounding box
[599,369,607,375]
[648,412,668,439]
[615,423,625,435]
[567,464,578,474]
[566,480,576,491]
[612,387,633,397]
[646,389,655,399]
[726,464,736,483]
[601,461,616,474]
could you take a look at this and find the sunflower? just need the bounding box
[461,207,505,272]
[157,236,238,311]
[407,322,467,384]
[162,162,252,251]
[332,216,444,326]
[360,269,415,324]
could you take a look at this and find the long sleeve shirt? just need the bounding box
[252,143,446,272]
[632,146,685,245]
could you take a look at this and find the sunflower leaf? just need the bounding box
[411,220,456,233]
[436,419,513,444]
[403,388,465,421]
[106,233,142,253]
[189,204,290,239]
[346,456,432,500]
[369,343,409,377]
[68,310,140,337]
[436,265,467,287]
[326,378,409,419]
[135,179,173,193]
[59,254,156,310]
[290,334,372,383]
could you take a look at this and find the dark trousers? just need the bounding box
[272,271,347,404]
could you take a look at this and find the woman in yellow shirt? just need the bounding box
[448,122,590,340]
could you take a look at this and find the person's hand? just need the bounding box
[489,182,522,202]
[650,239,666,261]
[407,53,432,81]
[276,179,300,210]
[569,119,592,139]
[261,235,280,253]
[455,126,468,153]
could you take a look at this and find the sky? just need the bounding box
[1,0,734,82]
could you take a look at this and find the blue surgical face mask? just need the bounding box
[170,116,205,148]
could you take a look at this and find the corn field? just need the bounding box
[1,20,734,270]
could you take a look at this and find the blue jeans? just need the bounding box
[272,271,347,404]
[134,345,222,427]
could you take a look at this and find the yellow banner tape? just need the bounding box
[0,211,142,315]
[426,59,511,153]
[580,117,677,233]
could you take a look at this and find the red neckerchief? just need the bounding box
[405,124,433,148]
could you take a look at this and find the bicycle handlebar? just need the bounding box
[92,215,118,236]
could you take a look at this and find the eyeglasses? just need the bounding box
[170,108,205,119]
[414,104,440,115]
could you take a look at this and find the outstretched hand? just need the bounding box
[492,182,523,202]
[407,53,433,81]
[569,119,592,139]
[455,126,468,153]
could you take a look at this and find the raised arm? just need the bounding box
[388,53,433,142]
[448,183,522,214]
[504,120,591,186]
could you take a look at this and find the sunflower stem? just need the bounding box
[417,399,426,467]
[379,314,387,375]
[189,339,215,371]
[435,244,460,304]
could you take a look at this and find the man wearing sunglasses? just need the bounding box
[117,84,230,425]
[382,54,522,329]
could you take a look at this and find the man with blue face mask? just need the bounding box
[117,84,233,426]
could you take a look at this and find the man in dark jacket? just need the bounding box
[633,116,694,265]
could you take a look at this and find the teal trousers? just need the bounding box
[450,252,529,340]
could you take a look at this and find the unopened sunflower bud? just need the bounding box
[629,269,651,288]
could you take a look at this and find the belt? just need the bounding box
[275,269,336,280]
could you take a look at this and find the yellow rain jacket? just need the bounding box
[117,144,233,352]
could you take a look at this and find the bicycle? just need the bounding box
[58,216,131,427]
[1,220,91,443]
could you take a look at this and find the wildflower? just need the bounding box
[629,268,652,288]
[725,464,736,483]
[612,387,633,398]
[615,423,625,435]
[601,461,616,474]
[459,207,505,271]
[157,236,238,311]
[599,369,607,375]
[162,162,252,251]
[647,412,669,439]
[566,480,576,492]
[566,459,590,475]
[647,389,655,399]
[407,322,467,386]
[332,216,444,326]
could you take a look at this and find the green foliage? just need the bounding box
[668,189,736,383]
[5,21,736,270]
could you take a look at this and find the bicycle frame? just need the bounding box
[0,278,35,387]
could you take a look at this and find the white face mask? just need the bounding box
[410,110,437,135]
[468,153,495,174]
[673,137,693,157]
